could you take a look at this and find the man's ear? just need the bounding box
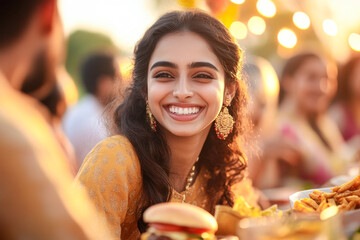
[39,0,56,35]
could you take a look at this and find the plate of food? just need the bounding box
[289,176,360,213]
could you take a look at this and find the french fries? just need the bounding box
[294,175,360,213]
[233,196,282,217]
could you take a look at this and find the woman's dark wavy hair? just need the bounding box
[111,10,249,232]
[335,55,360,104]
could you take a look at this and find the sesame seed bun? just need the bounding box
[143,202,218,232]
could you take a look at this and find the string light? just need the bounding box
[231,0,245,4]
[349,33,360,51]
[293,12,310,30]
[278,28,297,48]
[256,0,276,18]
[323,19,338,36]
[248,16,266,35]
[229,21,248,39]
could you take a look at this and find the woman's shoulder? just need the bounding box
[79,135,141,174]
[99,134,134,148]
[91,135,136,156]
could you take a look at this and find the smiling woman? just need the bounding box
[75,10,251,239]
[148,31,225,138]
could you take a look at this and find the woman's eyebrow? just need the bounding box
[150,61,178,70]
[150,61,219,72]
[189,62,218,71]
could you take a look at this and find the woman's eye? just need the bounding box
[194,73,213,79]
[154,72,173,78]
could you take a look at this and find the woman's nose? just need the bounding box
[172,76,194,101]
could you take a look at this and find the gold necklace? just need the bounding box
[182,157,199,203]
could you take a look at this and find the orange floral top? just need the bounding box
[75,135,214,239]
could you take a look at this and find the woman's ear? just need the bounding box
[225,83,237,103]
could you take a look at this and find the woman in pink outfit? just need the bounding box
[274,53,355,188]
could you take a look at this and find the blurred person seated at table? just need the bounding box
[63,52,121,168]
[244,56,302,189]
[329,55,360,149]
[0,0,112,239]
[273,52,356,188]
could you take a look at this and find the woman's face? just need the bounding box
[147,31,226,137]
[287,57,331,114]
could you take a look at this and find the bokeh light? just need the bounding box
[229,21,248,39]
[349,33,360,51]
[256,0,276,18]
[231,0,245,4]
[248,16,266,35]
[293,12,310,30]
[322,19,338,36]
[277,28,297,48]
[260,59,279,98]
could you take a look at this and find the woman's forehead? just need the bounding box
[148,31,223,71]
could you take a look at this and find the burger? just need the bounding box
[141,202,218,240]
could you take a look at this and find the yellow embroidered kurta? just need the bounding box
[76,135,212,239]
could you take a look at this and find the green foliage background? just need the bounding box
[65,30,119,97]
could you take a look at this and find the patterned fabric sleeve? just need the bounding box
[75,135,142,239]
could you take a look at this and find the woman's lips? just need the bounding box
[164,104,204,121]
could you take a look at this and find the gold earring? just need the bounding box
[146,101,157,132]
[215,97,234,140]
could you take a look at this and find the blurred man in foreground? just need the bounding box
[0,0,111,239]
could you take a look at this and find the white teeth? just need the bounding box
[169,106,200,115]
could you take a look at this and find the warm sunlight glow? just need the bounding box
[229,21,248,39]
[256,0,276,18]
[277,28,297,48]
[57,66,78,106]
[231,0,245,4]
[349,33,360,51]
[293,12,310,30]
[248,16,266,35]
[323,19,338,36]
[262,61,279,98]
[59,0,154,51]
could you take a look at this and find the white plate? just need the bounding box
[288,187,332,209]
[330,175,353,186]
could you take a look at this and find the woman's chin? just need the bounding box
[167,130,200,138]
[161,125,211,138]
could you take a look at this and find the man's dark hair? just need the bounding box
[0,0,48,48]
[80,52,117,95]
